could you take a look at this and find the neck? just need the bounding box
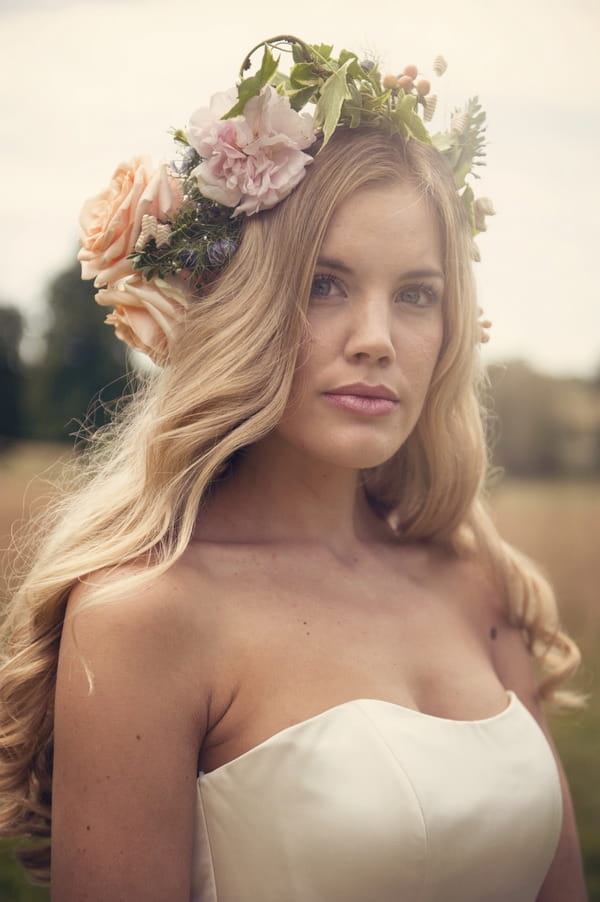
[197,433,391,555]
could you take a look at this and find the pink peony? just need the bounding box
[78,159,184,288]
[95,273,189,364]
[187,85,315,216]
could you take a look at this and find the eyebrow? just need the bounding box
[315,256,445,281]
[316,255,354,274]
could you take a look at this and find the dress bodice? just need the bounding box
[191,692,561,901]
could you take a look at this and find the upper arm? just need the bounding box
[51,569,211,901]
[491,612,587,901]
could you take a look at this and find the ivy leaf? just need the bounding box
[337,49,364,80]
[405,112,431,143]
[394,94,431,142]
[314,59,353,147]
[223,46,279,119]
[258,44,279,82]
[345,81,364,128]
[288,85,318,111]
[310,43,334,61]
[290,62,320,88]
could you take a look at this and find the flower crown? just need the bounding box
[78,35,493,363]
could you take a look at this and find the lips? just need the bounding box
[326,383,399,402]
[322,383,399,416]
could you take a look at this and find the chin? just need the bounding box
[316,437,405,471]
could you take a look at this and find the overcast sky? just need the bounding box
[1,0,598,375]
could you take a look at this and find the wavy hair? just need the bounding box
[0,128,581,882]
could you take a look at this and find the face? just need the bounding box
[275,181,444,471]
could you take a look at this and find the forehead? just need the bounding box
[320,182,442,265]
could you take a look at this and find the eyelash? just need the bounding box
[310,274,440,307]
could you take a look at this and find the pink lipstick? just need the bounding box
[323,383,399,416]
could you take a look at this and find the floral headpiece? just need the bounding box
[78,35,493,363]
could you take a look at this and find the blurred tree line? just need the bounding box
[487,362,600,478]
[0,261,127,446]
[1,258,599,478]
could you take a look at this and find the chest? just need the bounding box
[199,549,504,772]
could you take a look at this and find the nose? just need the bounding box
[344,298,396,364]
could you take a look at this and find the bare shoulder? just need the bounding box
[52,559,227,900]
[63,558,221,699]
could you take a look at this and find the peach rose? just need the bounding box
[95,273,189,365]
[78,159,184,288]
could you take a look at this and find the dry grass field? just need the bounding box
[0,444,598,899]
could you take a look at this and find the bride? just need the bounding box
[0,36,586,901]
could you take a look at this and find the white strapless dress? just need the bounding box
[191,692,562,901]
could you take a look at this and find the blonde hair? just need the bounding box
[0,128,581,882]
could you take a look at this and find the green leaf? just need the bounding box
[343,103,364,129]
[292,43,306,64]
[172,129,189,146]
[289,62,320,88]
[272,72,291,91]
[314,58,353,147]
[431,132,454,153]
[398,92,417,113]
[394,94,431,142]
[223,46,279,119]
[288,85,318,111]
[346,82,364,128]
[407,114,431,143]
[223,77,262,118]
[338,49,363,79]
[310,43,334,62]
[258,44,279,83]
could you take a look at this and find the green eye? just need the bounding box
[400,287,422,305]
[398,283,438,306]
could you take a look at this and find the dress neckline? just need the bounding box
[199,691,520,779]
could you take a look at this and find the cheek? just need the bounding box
[287,328,332,399]
[401,324,443,384]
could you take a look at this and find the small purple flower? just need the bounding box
[207,238,239,268]
[179,248,199,269]
[173,147,200,175]
[360,59,375,73]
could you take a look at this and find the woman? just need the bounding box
[0,36,587,901]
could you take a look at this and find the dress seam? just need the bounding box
[353,700,430,898]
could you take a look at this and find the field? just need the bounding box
[0,444,598,900]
